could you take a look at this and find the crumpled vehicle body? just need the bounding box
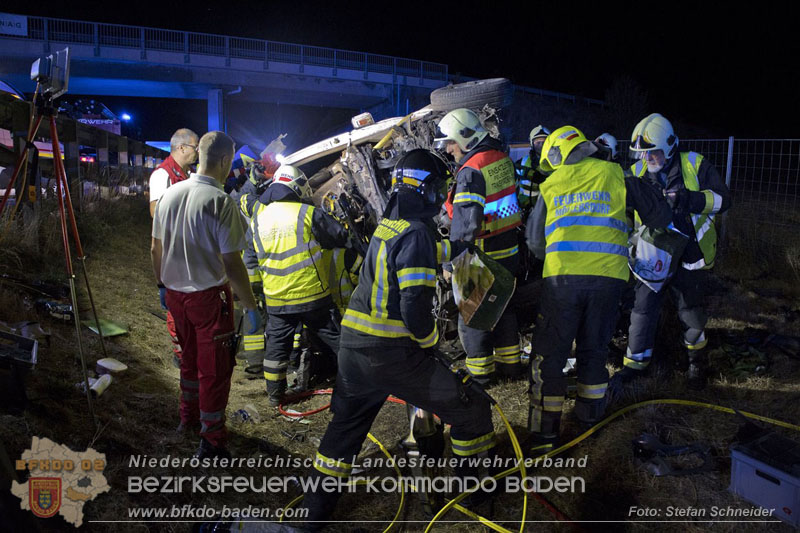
[283,78,515,356]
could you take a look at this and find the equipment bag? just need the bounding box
[629,223,689,293]
[451,248,516,330]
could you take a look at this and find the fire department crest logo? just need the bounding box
[29,478,61,518]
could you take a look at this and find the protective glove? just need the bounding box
[245,308,262,335]
[666,188,690,214]
[159,286,168,310]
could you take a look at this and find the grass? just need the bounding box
[1,199,799,532]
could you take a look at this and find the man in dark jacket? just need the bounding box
[300,150,497,528]
[435,108,524,383]
[620,113,732,389]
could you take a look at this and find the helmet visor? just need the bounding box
[631,134,657,151]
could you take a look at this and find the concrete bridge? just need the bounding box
[0,13,450,132]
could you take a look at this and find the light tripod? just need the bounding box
[0,88,107,429]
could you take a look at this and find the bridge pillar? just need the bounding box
[208,89,224,132]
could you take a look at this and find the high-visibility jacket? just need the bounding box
[631,152,718,269]
[540,157,629,281]
[515,153,547,208]
[252,201,330,311]
[453,149,522,239]
[340,217,439,350]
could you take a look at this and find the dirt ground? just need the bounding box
[1,196,799,532]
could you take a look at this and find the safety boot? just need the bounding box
[686,348,707,390]
[266,380,287,408]
[524,413,560,457]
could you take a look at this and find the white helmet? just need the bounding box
[594,133,618,159]
[271,164,312,201]
[630,113,678,159]
[434,108,488,152]
[528,125,551,147]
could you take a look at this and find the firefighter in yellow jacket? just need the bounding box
[250,165,350,406]
[524,126,672,450]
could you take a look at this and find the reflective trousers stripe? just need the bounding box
[466,356,495,376]
[577,382,608,400]
[451,432,495,456]
[314,452,352,478]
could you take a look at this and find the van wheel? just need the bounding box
[429,78,513,111]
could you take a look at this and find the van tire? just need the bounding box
[430,78,513,111]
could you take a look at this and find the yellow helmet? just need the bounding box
[539,126,590,172]
[630,113,678,159]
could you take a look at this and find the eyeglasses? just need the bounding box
[181,144,198,151]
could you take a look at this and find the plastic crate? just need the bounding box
[0,330,38,367]
[729,432,800,526]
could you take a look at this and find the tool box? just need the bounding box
[729,432,800,526]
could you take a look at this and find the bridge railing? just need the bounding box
[10,14,449,82]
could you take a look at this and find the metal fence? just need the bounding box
[11,14,449,82]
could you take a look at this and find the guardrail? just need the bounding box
[8,14,448,82]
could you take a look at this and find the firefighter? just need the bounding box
[619,113,731,389]
[300,149,497,526]
[434,108,524,383]
[251,164,350,406]
[515,125,552,209]
[525,126,672,450]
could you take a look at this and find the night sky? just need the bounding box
[7,1,799,139]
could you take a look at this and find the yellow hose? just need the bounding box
[373,114,412,151]
[283,397,800,531]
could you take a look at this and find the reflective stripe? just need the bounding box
[496,353,521,364]
[453,192,486,206]
[626,347,652,362]
[397,267,436,289]
[371,241,389,318]
[545,241,628,256]
[466,355,495,376]
[685,331,707,350]
[682,257,707,270]
[314,452,352,478]
[417,326,439,349]
[542,395,564,412]
[494,344,520,356]
[258,247,323,276]
[341,309,412,338]
[486,245,519,260]
[623,357,649,370]
[436,240,452,263]
[544,215,628,237]
[577,382,608,400]
[243,334,265,351]
[694,213,715,241]
[451,432,495,456]
[200,410,224,433]
[180,378,199,390]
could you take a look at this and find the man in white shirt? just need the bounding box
[151,131,260,459]
[149,128,199,367]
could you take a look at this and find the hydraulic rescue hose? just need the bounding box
[278,389,800,532]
